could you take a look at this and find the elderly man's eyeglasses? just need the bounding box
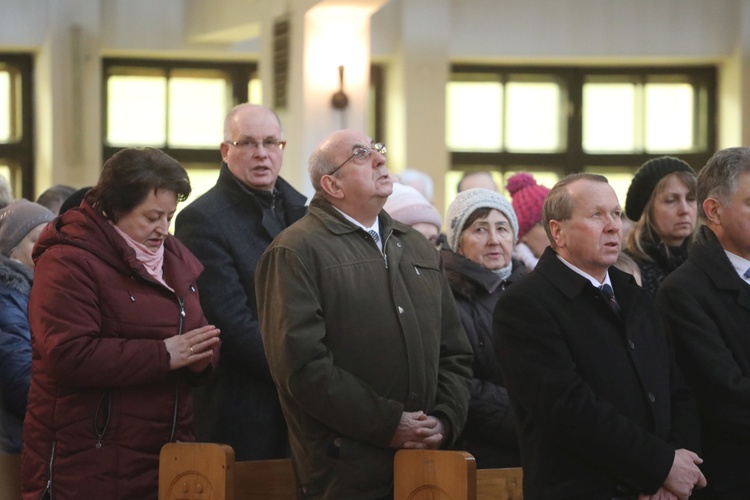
[226,139,287,151]
[329,143,387,176]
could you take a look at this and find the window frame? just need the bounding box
[449,64,717,178]
[102,58,258,166]
[0,53,34,200]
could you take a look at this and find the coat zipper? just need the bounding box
[168,297,186,443]
[40,441,56,500]
[382,231,390,269]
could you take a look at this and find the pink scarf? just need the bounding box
[112,223,173,291]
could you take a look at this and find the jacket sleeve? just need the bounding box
[494,287,676,494]
[30,250,172,388]
[256,245,404,448]
[432,268,473,448]
[657,279,750,441]
[465,378,518,448]
[0,289,31,417]
[175,206,272,383]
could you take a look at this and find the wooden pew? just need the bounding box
[234,458,296,500]
[159,442,296,500]
[394,449,523,500]
[476,465,523,500]
[0,453,22,499]
[159,443,522,500]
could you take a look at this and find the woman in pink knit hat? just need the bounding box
[506,172,550,269]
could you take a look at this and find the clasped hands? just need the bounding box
[389,411,447,450]
[638,449,707,500]
[164,325,221,373]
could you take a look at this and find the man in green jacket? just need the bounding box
[256,129,473,499]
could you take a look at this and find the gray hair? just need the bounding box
[697,147,750,222]
[399,169,434,202]
[0,174,12,209]
[223,103,283,141]
[308,147,333,193]
[542,172,609,248]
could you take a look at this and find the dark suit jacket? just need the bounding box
[175,164,307,461]
[657,225,750,495]
[494,247,699,499]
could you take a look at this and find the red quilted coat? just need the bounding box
[21,201,218,500]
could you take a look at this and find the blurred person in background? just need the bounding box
[383,182,442,243]
[22,148,220,499]
[0,174,12,209]
[397,168,435,203]
[624,156,697,295]
[36,184,77,214]
[458,171,498,192]
[0,200,54,455]
[506,172,550,270]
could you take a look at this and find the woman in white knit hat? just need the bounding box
[442,187,525,469]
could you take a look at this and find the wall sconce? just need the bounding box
[331,65,349,110]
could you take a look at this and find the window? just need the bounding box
[447,66,716,207]
[103,58,260,202]
[0,54,33,200]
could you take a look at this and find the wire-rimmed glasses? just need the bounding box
[225,138,287,151]
[328,143,387,176]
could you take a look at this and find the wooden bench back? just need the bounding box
[159,443,297,500]
[159,442,235,500]
[158,444,522,500]
[476,466,523,500]
[394,449,478,500]
[394,449,523,500]
[0,454,22,499]
[234,458,296,500]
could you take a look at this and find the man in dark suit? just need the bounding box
[175,103,307,461]
[657,147,750,498]
[494,172,705,499]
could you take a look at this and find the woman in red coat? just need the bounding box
[22,148,221,499]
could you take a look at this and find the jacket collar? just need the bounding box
[535,246,636,306]
[309,192,406,240]
[442,248,510,295]
[0,255,33,295]
[35,200,202,295]
[217,162,307,209]
[690,225,750,295]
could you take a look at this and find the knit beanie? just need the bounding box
[446,188,519,252]
[506,172,550,240]
[625,156,694,221]
[384,183,442,230]
[0,199,55,257]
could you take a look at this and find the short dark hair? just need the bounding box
[37,184,77,214]
[86,148,191,223]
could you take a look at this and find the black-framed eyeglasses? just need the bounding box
[225,138,287,151]
[328,143,387,176]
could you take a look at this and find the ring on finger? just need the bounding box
[190,346,194,354]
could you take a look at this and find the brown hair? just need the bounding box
[86,148,191,223]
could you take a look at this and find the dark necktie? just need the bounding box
[368,229,380,244]
[600,284,621,317]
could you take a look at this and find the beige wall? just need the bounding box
[1,0,749,210]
